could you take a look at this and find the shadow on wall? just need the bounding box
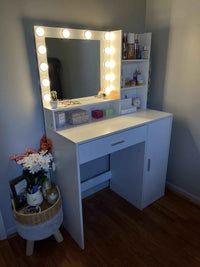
[167,118,200,199]
[147,26,170,110]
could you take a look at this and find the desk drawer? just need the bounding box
[79,125,147,164]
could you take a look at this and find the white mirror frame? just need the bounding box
[34,26,122,107]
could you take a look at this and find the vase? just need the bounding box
[27,190,43,206]
[50,101,57,109]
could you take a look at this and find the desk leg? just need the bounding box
[26,240,34,256]
[54,229,63,243]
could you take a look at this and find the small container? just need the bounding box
[42,178,52,199]
[50,101,57,109]
[92,110,103,119]
[55,111,66,129]
[67,109,89,125]
[137,79,143,86]
[127,33,134,59]
[46,187,59,205]
[142,46,149,59]
[134,34,139,59]
[27,190,43,206]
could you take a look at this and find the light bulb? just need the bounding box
[105,86,112,94]
[105,60,115,68]
[105,74,111,81]
[44,94,51,101]
[105,32,111,40]
[85,31,92,39]
[40,62,48,71]
[110,74,114,80]
[105,61,110,68]
[62,29,70,38]
[42,79,50,87]
[110,60,115,68]
[38,45,46,55]
[36,27,44,37]
[110,47,114,54]
[104,47,110,54]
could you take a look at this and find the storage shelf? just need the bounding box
[122,59,149,63]
[121,85,146,91]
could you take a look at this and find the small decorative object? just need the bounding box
[42,178,52,199]
[142,46,149,59]
[103,108,113,117]
[55,111,66,129]
[46,187,59,204]
[97,89,106,98]
[106,90,120,100]
[67,109,89,125]
[10,135,55,206]
[50,91,58,109]
[92,110,103,119]
[132,97,141,108]
[9,176,27,210]
[23,205,41,214]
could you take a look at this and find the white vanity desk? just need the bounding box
[47,109,172,249]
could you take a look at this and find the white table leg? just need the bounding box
[53,229,63,243]
[26,240,34,256]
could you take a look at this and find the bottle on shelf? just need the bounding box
[122,32,127,60]
[127,33,134,59]
[141,46,149,59]
[134,34,139,59]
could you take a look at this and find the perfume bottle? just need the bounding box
[122,32,127,60]
[127,33,134,59]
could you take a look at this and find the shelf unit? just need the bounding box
[120,32,152,111]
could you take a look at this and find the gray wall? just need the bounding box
[146,0,200,202]
[0,0,146,235]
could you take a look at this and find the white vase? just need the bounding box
[50,101,57,109]
[27,190,43,206]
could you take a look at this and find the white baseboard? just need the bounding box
[166,182,200,204]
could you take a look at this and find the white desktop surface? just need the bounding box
[57,109,172,144]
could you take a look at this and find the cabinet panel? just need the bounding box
[142,117,172,208]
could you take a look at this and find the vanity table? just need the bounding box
[46,109,172,249]
[34,26,172,249]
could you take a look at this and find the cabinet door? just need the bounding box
[142,116,172,208]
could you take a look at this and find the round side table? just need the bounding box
[12,187,64,256]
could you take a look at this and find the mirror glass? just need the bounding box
[45,38,100,100]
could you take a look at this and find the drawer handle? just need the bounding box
[147,159,151,172]
[111,140,125,146]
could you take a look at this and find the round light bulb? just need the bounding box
[105,32,111,40]
[85,31,92,39]
[36,27,44,37]
[104,47,110,54]
[43,94,51,101]
[110,60,115,68]
[110,74,114,80]
[42,79,50,87]
[105,74,111,81]
[40,62,48,71]
[62,29,70,38]
[105,61,110,68]
[38,45,46,55]
[110,47,114,54]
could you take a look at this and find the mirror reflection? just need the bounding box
[45,38,100,100]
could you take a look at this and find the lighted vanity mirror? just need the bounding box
[45,38,100,100]
[34,26,122,108]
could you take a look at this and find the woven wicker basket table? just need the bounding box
[12,187,63,256]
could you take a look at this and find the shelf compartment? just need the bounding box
[81,171,111,193]
[122,59,149,63]
[121,85,146,91]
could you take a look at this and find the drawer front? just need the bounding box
[79,125,147,164]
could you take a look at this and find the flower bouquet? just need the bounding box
[10,135,54,205]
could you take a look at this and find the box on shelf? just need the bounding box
[67,109,89,125]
